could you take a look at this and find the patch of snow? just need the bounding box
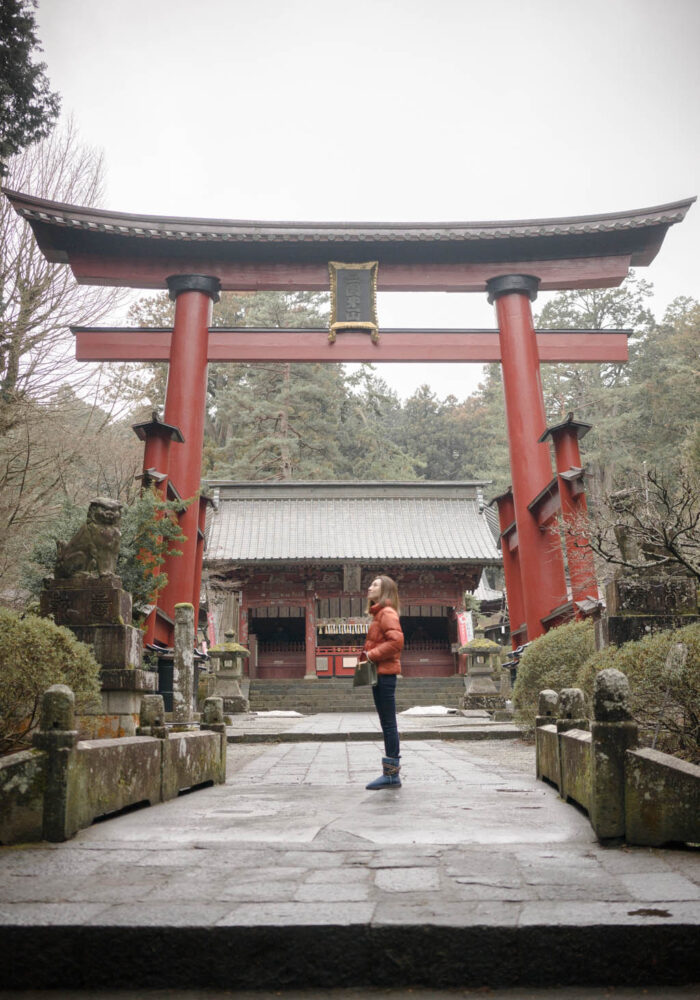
[254,710,304,717]
[400,706,461,716]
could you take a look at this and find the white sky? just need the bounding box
[35,0,700,400]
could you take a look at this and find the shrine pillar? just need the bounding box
[486,275,567,641]
[132,413,185,494]
[304,582,317,679]
[159,275,221,629]
[132,414,185,646]
[540,418,598,609]
[490,488,526,648]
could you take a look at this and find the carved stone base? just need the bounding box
[40,575,132,627]
[98,668,157,715]
[212,673,250,713]
[71,624,143,670]
[462,694,508,713]
[465,670,499,695]
[605,573,697,616]
[596,614,700,650]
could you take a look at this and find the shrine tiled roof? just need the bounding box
[3,190,694,269]
[204,482,500,565]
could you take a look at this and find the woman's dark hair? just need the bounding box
[367,575,400,614]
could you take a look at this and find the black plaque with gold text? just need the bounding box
[328,261,378,343]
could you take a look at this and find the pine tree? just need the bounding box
[0,0,60,174]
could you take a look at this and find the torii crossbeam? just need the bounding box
[5,188,694,648]
[71,326,629,364]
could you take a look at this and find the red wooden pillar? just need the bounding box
[304,582,317,679]
[239,600,249,647]
[159,274,220,631]
[132,414,185,645]
[540,416,598,608]
[486,274,567,641]
[133,412,185,492]
[490,488,527,648]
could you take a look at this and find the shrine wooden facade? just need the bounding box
[203,481,500,678]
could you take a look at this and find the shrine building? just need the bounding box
[203,480,501,679]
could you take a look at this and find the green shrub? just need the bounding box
[512,619,595,732]
[577,622,700,763]
[0,609,101,755]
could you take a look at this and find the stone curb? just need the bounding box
[3,922,699,990]
[227,726,523,744]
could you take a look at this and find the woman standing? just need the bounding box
[360,575,404,790]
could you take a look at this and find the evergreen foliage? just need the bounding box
[0,607,101,754]
[116,274,698,506]
[512,619,595,732]
[577,622,700,763]
[0,0,60,174]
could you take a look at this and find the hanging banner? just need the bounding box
[456,611,474,646]
[328,261,379,343]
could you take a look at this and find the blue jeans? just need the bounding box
[372,674,400,758]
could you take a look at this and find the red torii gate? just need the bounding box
[4,190,693,648]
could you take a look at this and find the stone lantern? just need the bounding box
[206,630,250,713]
[458,637,506,710]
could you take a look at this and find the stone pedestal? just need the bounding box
[461,637,506,712]
[71,624,143,669]
[206,631,250,713]
[211,671,249,714]
[40,574,155,737]
[100,669,157,716]
[41,575,142,669]
[597,571,700,649]
[41,574,132,627]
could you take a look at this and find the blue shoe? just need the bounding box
[366,756,401,789]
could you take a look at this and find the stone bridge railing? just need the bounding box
[536,668,699,847]
[1,686,227,844]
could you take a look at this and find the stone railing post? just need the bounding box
[556,688,588,733]
[556,688,588,798]
[535,689,558,781]
[536,689,558,728]
[173,602,195,725]
[32,685,79,842]
[200,696,227,783]
[137,694,168,738]
[200,696,226,734]
[590,668,638,840]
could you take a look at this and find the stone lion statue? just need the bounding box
[55,497,124,579]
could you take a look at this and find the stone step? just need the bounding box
[4,921,696,990]
[248,676,467,713]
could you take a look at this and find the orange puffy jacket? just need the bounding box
[364,603,404,675]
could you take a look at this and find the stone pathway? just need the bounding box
[1,733,698,990]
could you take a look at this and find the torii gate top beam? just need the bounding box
[3,190,694,292]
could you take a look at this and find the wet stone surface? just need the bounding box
[1,723,699,991]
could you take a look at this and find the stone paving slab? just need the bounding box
[226,710,522,742]
[1,738,699,990]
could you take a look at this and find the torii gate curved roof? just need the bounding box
[3,189,694,292]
